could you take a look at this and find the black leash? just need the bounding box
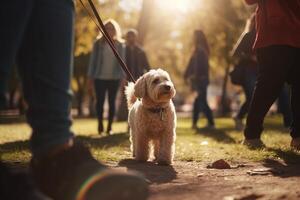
[78,0,136,83]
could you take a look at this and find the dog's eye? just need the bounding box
[152,78,160,84]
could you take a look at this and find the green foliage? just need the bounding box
[74,0,255,96]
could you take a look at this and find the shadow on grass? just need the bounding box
[118,159,177,184]
[76,132,129,149]
[0,140,29,154]
[0,132,129,155]
[262,149,300,178]
[196,127,236,144]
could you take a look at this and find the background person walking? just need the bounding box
[184,30,215,130]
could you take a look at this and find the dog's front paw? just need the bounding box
[157,160,172,166]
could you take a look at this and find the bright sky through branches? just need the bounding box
[117,0,201,14]
[155,0,200,14]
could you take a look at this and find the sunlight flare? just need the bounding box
[156,0,199,13]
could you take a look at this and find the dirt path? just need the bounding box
[111,159,300,200]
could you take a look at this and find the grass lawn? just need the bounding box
[1,115,299,165]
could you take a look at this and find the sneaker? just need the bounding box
[291,137,300,151]
[30,141,148,200]
[205,124,215,130]
[192,123,198,130]
[234,117,244,131]
[98,121,104,134]
[0,161,50,200]
[242,138,266,149]
[106,122,113,135]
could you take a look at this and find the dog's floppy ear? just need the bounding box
[134,75,146,98]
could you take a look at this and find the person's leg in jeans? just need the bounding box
[192,93,201,128]
[234,77,256,130]
[199,86,214,127]
[106,79,120,134]
[0,1,73,152]
[289,48,300,144]
[244,46,293,141]
[26,2,148,198]
[0,1,34,110]
[0,1,148,199]
[16,0,75,156]
[277,84,292,128]
[237,78,255,120]
[94,79,107,134]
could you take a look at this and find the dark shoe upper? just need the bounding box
[291,137,300,150]
[30,141,106,200]
[30,141,149,200]
[242,138,266,149]
[98,121,104,134]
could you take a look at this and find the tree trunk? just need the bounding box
[136,0,155,45]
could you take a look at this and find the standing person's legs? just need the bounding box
[0,1,34,110]
[17,0,75,156]
[234,81,255,130]
[0,1,50,199]
[192,93,201,128]
[244,46,293,141]
[277,84,292,128]
[199,86,214,127]
[94,79,107,134]
[107,79,120,133]
[289,48,300,148]
[237,82,255,119]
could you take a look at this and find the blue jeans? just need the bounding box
[236,73,256,119]
[0,0,75,156]
[94,79,120,123]
[277,84,292,128]
[192,85,214,126]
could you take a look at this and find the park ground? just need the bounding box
[1,116,300,200]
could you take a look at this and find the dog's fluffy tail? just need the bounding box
[125,82,137,109]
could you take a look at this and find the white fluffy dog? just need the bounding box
[125,69,176,165]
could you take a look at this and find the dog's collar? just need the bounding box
[146,107,167,121]
[147,107,165,113]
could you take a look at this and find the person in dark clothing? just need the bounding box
[184,30,215,129]
[117,29,150,121]
[243,0,300,150]
[231,14,259,130]
[116,29,150,122]
[233,57,258,130]
[125,29,150,80]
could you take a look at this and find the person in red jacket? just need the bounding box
[243,0,300,150]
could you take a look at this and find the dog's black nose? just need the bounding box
[164,85,171,91]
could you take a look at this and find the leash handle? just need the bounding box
[79,0,136,83]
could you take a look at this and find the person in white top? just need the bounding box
[87,19,125,135]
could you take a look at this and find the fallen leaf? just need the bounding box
[207,159,231,169]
